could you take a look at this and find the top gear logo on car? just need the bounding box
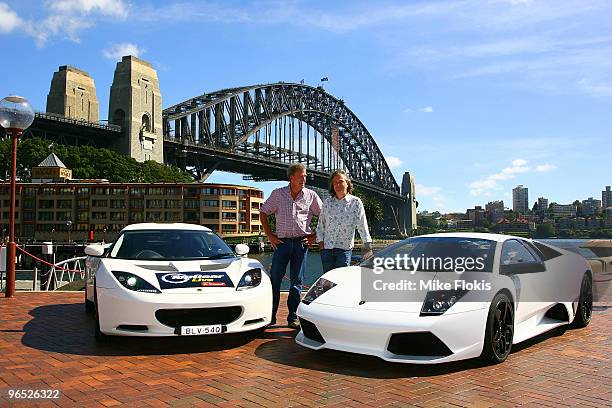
[157,272,234,289]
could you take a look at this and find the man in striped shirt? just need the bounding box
[260,163,322,329]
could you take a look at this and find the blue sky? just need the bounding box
[1,0,611,213]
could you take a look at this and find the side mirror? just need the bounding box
[85,244,105,257]
[235,244,250,256]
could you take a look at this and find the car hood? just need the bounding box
[100,257,263,294]
[309,267,494,313]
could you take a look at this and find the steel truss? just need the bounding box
[163,83,400,196]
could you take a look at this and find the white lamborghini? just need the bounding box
[296,233,593,364]
[84,223,272,339]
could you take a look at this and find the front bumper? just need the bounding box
[97,283,272,336]
[296,301,488,364]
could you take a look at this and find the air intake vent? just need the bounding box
[387,332,453,357]
[299,318,325,344]
[156,306,242,328]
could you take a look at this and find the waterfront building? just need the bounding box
[512,185,529,213]
[603,186,612,210]
[467,206,486,226]
[537,197,549,215]
[573,217,586,229]
[582,197,602,216]
[0,181,264,242]
[495,217,532,233]
[485,200,504,223]
[586,218,602,229]
[551,203,577,218]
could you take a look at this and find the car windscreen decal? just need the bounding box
[156,272,234,289]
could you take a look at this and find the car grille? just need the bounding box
[299,318,325,344]
[155,306,242,328]
[387,332,453,357]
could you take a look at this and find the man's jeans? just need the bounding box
[270,238,308,323]
[320,248,352,273]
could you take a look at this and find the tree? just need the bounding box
[535,223,555,238]
[353,188,384,230]
[0,137,193,183]
[573,200,582,216]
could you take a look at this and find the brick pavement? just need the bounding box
[0,287,610,407]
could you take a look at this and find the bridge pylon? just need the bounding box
[109,55,163,163]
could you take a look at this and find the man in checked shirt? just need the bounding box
[260,163,322,329]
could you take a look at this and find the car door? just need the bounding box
[499,239,547,324]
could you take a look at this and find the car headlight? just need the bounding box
[302,278,336,305]
[420,290,468,316]
[112,271,161,293]
[237,268,262,290]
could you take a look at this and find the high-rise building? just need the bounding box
[551,203,577,218]
[485,200,504,223]
[512,185,529,213]
[603,186,612,210]
[582,197,602,216]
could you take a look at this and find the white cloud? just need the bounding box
[1,0,129,46]
[535,163,557,172]
[48,0,129,18]
[404,106,433,113]
[415,183,441,196]
[103,42,145,60]
[385,156,403,168]
[0,2,21,33]
[469,159,530,196]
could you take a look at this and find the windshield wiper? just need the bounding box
[205,253,236,259]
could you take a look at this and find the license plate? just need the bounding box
[180,324,223,336]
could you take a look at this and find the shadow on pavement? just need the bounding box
[21,303,254,356]
[254,323,585,379]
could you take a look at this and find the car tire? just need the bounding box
[572,273,592,329]
[94,281,108,341]
[85,286,95,313]
[481,292,514,364]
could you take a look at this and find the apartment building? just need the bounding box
[0,182,264,242]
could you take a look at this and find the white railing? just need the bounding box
[44,256,87,290]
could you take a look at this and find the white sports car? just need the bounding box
[296,233,593,364]
[84,223,272,339]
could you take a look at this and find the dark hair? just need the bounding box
[328,170,353,197]
[287,163,306,179]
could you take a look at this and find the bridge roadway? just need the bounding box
[0,289,610,406]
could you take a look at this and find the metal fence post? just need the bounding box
[33,267,38,291]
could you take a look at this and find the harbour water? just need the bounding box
[252,239,597,290]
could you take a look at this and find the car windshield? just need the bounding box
[109,229,236,261]
[361,236,497,272]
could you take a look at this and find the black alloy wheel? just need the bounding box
[481,293,514,364]
[573,274,593,328]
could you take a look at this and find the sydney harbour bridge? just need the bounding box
[4,59,416,235]
[163,82,415,234]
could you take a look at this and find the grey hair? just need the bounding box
[287,163,306,178]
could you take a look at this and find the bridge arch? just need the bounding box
[163,83,399,195]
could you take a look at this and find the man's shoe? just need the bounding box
[288,320,300,330]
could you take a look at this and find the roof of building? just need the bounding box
[37,153,68,168]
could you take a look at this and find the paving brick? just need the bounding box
[0,292,610,407]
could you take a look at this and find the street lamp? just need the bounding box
[0,96,35,298]
[65,220,72,243]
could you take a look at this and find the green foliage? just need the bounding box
[535,223,556,238]
[0,137,192,183]
[353,188,384,227]
[417,215,438,229]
